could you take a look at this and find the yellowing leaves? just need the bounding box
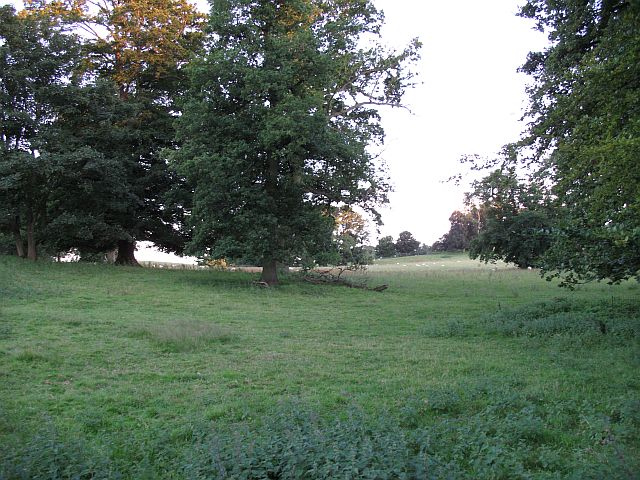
[22,0,206,94]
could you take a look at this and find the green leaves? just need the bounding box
[494,0,640,283]
[174,0,420,282]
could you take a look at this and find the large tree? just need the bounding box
[173,0,420,284]
[23,0,205,264]
[375,235,396,258]
[516,0,640,284]
[0,6,136,260]
[36,81,134,257]
[0,6,81,260]
[432,208,482,252]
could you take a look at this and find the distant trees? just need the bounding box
[432,208,482,252]
[375,231,424,258]
[395,231,420,256]
[375,236,396,258]
[433,167,554,269]
[465,168,553,268]
[333,209,374,266]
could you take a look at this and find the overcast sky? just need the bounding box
[372,0,549,244]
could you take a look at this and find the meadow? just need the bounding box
[0,253,638,479]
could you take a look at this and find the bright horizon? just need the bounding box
[373,0,548,245]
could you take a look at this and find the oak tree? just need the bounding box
[395,230,420,256]
[23,0,205,264]
[173,0,420,284]
[0,6,82,259]
[375,235,396,258]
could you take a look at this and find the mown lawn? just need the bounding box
[0,253,638,478]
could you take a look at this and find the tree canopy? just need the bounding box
[19,0,206,264]
[375,235,396,258]
[464,169,553,268]
[432,209,481,252]
[394,231,420,256]
[173,0,420,284]
[0,6,83,259]
[516,0,640,283]
[456,0,639,284]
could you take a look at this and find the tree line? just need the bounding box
[0,0,421,284]
[2,0,637,287]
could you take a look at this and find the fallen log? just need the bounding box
[303,273,388,292]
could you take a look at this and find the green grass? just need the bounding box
[0,253,638,478]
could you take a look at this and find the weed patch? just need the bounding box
[2,394,639,479]
[0,424,115,480]
[134,319,235,352]
[181,396,640,479]
[484,298,640,341]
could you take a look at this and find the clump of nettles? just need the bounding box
[3,395,639,479]
[484,298,640,340]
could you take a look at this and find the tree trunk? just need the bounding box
[26,221,37,261]
[105,248,118,264]
[11,217,25,258]
[114,240,140,266]
[260,258,279,285]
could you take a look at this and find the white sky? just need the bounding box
[373,0,548,244]
[3,0,549,258]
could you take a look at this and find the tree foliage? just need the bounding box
[22,0,205,264]
[375,235,396,258]
[23,0,205,97]
[464,168,552,269]
[516,0,640,283]
[173,0,420,284]
[394,230,420,256]
[0,6,84,259]
[333,208,373,266]
[432,209,481,252]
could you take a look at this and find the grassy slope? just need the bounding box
[1,253,638,477]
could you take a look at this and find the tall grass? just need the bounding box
[134,319,234,352]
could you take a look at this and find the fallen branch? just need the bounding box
[302,268,388,292]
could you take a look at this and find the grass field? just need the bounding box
[1,253,638,478]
